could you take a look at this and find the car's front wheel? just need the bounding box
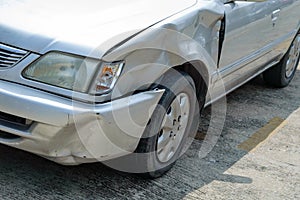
[135,70,199,178]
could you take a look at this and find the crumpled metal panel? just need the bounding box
[0,0,225,103]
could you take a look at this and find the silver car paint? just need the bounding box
[0,0,196,57]
[219,1,300,92]
[0,0,299,164]
[0,79,164,163]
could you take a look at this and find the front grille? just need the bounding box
[0,111,31,127]
[0,43,28,68]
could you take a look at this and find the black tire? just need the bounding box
[102,70,200,178]
[134,70,199,178]
[263,32,300,87]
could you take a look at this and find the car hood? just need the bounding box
[0,0,196,59]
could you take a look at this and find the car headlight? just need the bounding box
[22,52,123,94]
[23,52,100,92]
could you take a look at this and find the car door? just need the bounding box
[218,1,282,91]
[266,0,300,55]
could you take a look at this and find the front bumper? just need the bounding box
[0,80,164,165]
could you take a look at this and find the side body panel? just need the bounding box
[210,0,300,103]
[219,1,281,91]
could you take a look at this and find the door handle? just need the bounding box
[271,9,281,25]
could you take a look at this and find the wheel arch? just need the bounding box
[147,59,209,110]
[173,60,209,107]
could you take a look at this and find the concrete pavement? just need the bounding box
[185,106,300,200]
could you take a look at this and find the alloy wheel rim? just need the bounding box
[286,34,300,78]
[156,93,190,163]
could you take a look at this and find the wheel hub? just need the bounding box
[156,93,190,163]
[286,34,300,78]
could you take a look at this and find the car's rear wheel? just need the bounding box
[263,32,300,87]
[135,70,199,178]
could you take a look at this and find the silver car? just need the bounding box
[0,0,299,178]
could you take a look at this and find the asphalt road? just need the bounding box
[0,67,299,200]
